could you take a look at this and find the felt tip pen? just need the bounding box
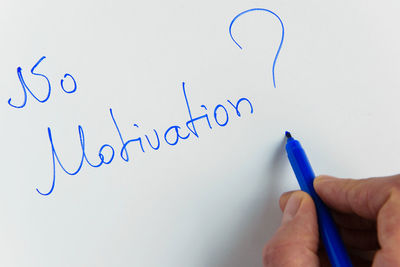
[284,131,353,267]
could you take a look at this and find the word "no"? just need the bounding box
[8,56,77,109]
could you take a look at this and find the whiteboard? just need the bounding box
[1,0,399,266]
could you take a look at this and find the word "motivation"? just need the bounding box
[39,82,254,195]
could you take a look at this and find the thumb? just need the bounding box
[263,191,320,267]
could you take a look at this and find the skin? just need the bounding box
[263,174,400,267]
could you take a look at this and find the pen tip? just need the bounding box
[285,131,292,138]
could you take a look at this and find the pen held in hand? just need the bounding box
[285,131,353,267]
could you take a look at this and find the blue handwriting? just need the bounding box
[8,56,77,109]
[229,8,285,88]
[37,82,254,195]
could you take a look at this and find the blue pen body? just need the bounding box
[285,136,353,267]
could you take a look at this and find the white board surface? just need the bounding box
[1,0,400,266]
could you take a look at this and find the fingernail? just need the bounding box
[279,191,293,211]
[281,193,302,224]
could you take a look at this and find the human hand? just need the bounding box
[263,174,400,266]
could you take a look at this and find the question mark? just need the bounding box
[229,8,285,88]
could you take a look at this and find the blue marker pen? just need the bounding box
[285,131,353,267]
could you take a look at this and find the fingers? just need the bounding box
[279,190,296,211]
[372,189,400,266]
[330,211,376,230]
[280,191,379,251]
[339,228,379,250]
[314,174,400,266]
[333,211,379,250]
[313,174,400,220]
[263,191,319,267]
[281,191,376,230]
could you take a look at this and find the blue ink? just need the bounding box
[214,104,229,126]
[99,144,115,165]
[37,127,83,195]
[8,68,30,108]
[37,126,115,195]
[8,56,51,108]
[31,56,52,98]
[183,83,212,138]
[37,82,255,195]
[145,130,161,150]
[164,126,190,146]
[183,82,198,137]
[109,108,130,162]
[227,98,254,117]
[111,109,147,161]
[8,56,78,108]
[229,8,285,88]
[119,123,146,158]
[133,124,145,153]
[120,135,145,157]
[79,125,105,168]
[200,105,213,129]
[60,73,77,93]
